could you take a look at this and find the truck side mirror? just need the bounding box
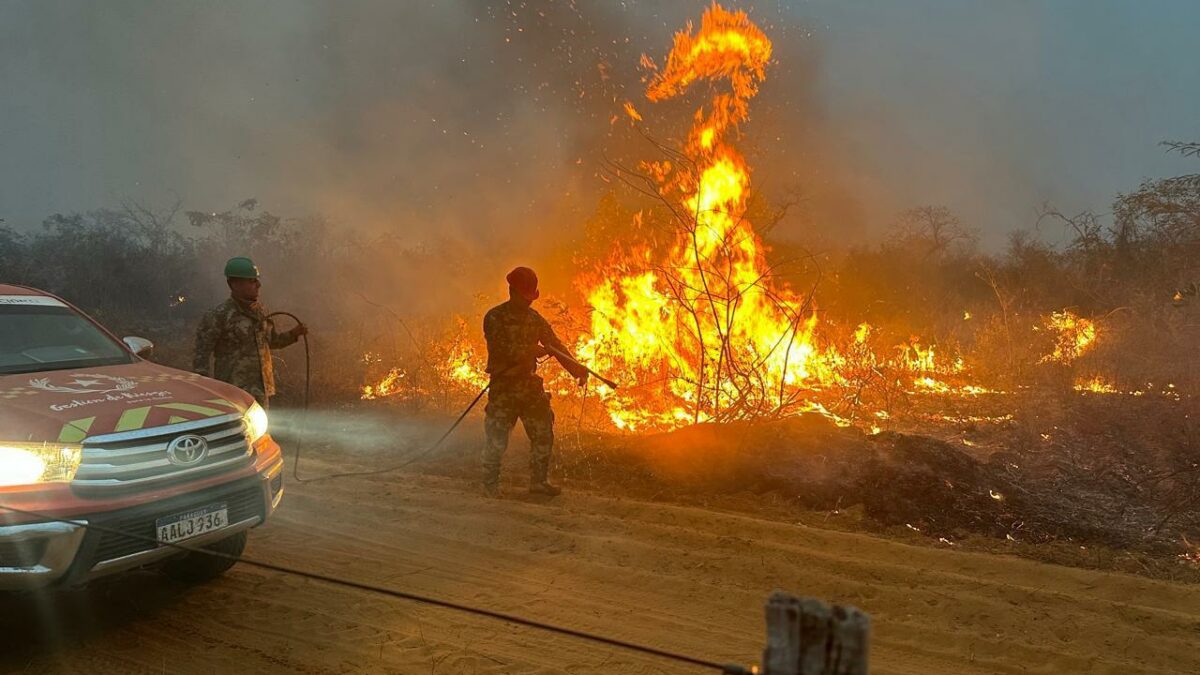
[123,336,155,357]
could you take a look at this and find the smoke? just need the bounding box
[0,2,851,249]
[3,0,1196,282]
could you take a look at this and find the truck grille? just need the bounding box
[74,413,253,491]
[91,484,263,562]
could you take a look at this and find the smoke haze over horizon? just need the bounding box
[1,0,1197,259]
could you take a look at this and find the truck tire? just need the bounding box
[161,530,247,583]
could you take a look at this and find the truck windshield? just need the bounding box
[0,304,135,375]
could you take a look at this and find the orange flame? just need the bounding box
[361,317,488,401]
[1039,310,1097,364]
[574,4,838,430]
[1074,375,1117,394]
[358,4,1123,437]
[362,367,406,400]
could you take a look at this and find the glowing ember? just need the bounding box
[913,376,952,394]
[924,413,1015,425]
[911,378,996,396]
[1074,376,1118,394]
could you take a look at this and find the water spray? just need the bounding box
[267,311,489,483]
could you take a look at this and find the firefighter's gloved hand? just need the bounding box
[290,323,309,338]
[567,362,590,387]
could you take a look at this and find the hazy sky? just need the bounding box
[1,0,1196,251]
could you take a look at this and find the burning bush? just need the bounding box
[355,3,1197,449]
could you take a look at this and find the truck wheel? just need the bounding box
[161,530,247,583]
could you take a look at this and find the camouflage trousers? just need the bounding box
[482,379,555,487]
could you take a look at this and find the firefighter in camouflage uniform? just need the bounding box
[193,256,307,408]
[482,266,588,497]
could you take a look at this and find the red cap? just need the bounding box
[506,266,540,301]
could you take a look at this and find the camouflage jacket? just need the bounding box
[483,298,570,383]
[193,298,297,402]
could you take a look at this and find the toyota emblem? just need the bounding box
[166,434,209,466]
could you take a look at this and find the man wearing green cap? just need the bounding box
[193,256,307,407]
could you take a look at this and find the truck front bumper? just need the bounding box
[0,454,284,591]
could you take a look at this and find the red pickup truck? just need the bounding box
[0,284,285,588]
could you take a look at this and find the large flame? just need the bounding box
[358,4,1125,434]
[574,4,838,430]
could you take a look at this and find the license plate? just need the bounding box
[155,503,229,543]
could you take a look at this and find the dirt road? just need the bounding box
[4,459,1199,674]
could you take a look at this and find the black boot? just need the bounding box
[529,454,561,496]
[482,464,502,498]
[529,480,561,496]
[529,464,561,496]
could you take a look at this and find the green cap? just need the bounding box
[223,256,259,279]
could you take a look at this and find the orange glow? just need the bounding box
[446,340,490,391]
[1074,376,1118,394]
[356,4,1126,438]
[362,367,406,400]
[573,4,840,430]
[362,317,488,401]
[1039,310,1097,364]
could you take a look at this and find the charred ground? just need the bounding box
[403,393,1199,582]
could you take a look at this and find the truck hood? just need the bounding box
[0,361,253,443]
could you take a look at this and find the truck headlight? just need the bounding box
[244,402,269,444]
[0,443,83,487]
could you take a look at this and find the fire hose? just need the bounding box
[266,314,614,484]
[541,343,619,390]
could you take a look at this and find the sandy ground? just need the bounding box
[3,449,1200,674]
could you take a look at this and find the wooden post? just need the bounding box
[761,592,870,675]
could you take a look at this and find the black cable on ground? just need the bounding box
[238,319,748,667]
[267,311,490,484]
[2,315,751,670]
[0,503,752,674]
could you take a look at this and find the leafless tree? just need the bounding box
[887,206,978,259]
